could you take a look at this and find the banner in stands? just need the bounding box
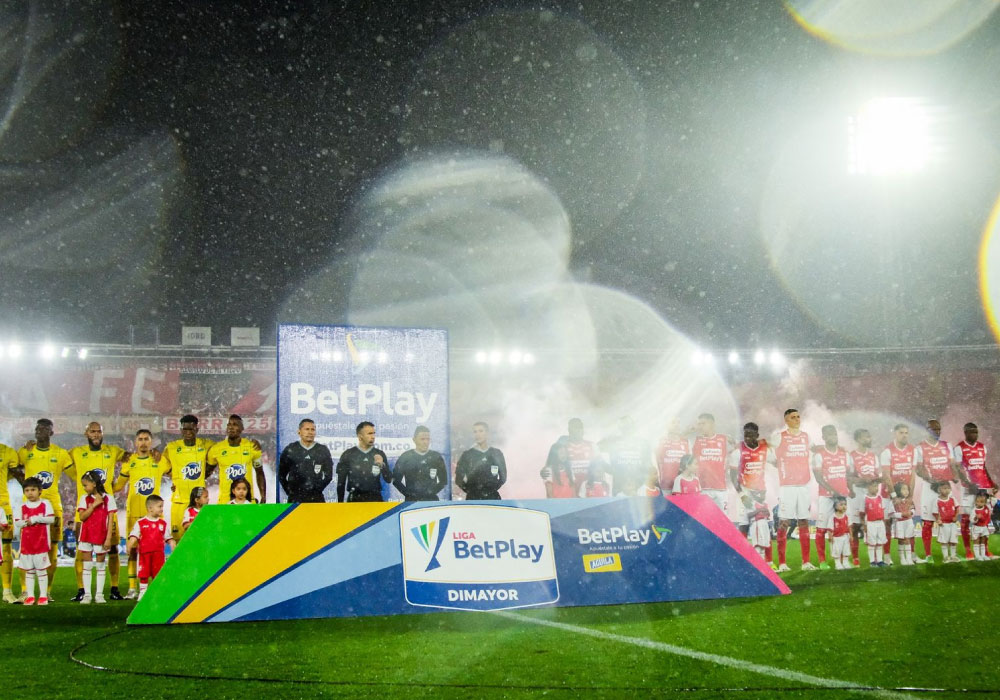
[127,495,790,625]
[276,324,450,502]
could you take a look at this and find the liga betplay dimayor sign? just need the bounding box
[276,323,450,502]
[128,496,790,625]
[400,505,559,611]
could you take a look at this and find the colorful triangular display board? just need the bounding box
[128,495,790,625]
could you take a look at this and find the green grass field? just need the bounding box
[2,538,999,699]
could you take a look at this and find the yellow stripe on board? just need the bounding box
[173,502,398,623]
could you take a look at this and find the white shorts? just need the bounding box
[892,518,915,540]
[748,519,771,548]
[17,552,51,571]
[971,525,991,539]
[702,489,728,513]
[816,496,842,529]
[920,482,944,521]
[938,522,959,544]
[848,492,866,525]
[831,534,850,559]
[78,541,107,555]
[779,485,811,521]
[866,520,887,546]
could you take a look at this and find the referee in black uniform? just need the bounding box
[336,421,392,502]
[277,418,334,502]
[392,426,447,501]
[455,421,507,500]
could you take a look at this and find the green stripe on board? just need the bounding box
[127,504,291,625]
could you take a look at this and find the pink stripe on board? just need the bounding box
[666,494,790,594]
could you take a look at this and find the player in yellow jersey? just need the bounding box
[159,414,213,543]
[68,422,127,601]
[15,418,74,603]
[113,429,168,599]
[208,415,266,504]
[0,441,20,603]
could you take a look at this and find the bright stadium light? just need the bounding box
[359,351,371,363]
[754,349,766,366]
[489,350,502,365]
[690,350,703,367]
[61,347,70,358]
[508,349,523,365]
[728,351,740,366]
[848,97,931,176]
[522,352,535,365]
[9,344,22,359]
[377,351,388,364]
[332,351,344,362]
[769,349,786,369]
[474,350,487,364]
[41,344,56,360]
[77,347,89,360]
[320,351,332,362]
[404,352,415,362]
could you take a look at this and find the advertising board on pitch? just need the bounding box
[400,505,559,612]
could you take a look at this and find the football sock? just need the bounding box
[777,529,787,565]
[815,529,826,563]
[1,541,12,590]
[82,560,94,597]
[109,549,120,587]
[25,571,36,598]
[38,571,49,598]
[799,524,811,563]
[961,515,972,556]
[75,549,85,588]
[921,522,934,558]
[96,560,106,594]
[128,556,138,591]
[849,535,859,561]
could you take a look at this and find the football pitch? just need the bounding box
[2,542,999,699]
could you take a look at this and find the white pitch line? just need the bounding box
[495,611,919,700]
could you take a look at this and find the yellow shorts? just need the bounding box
[170,502,186,540]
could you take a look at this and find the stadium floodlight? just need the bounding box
[703,352,715,366]
[848,97,930,176]
[41,344,56,360]
[377,352,388,364]
[60,347,70,358]
[332,351,344,362]
[769,350,786,369]
[9,344,22,359]
[522,352,536,365]
[508,349,523,365]
[728,351,740,366]
[404,352,415,362]
[77,347,89,360]
[690,350,703,367]
[474,350,487,364]
[320,351,332,362]
[489,350,502,365]
[753,349,766,366]
[359,351,371,363]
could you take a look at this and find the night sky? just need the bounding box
[3,0,999,351]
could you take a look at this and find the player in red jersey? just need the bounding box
[76,470,117,604]
[878,424,920,564]
[913,419,966,563]
[14,478,55,604]
[672,455,701,494]
[811,425,851,571]
[767,409,813,572]
[544,418,599,496]
[689,413,734,514]
[970,491,993,561]
[848,429,881,567]
[729,423,768,526]
[656,418,689,495]
[952,423,997,559]
[863,481,888,567]
[932,482,961,562]
[127,494,174,600]
[830,497,852,569]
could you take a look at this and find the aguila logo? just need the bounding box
[182,462,202,480]
[227,464,247,479]
[136,477,155,496]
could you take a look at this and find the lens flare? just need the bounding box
[978,193,1000,343]
[785,0,997,56]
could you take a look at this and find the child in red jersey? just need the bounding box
[741,489,772,563]
[180,486,209,535]
[582,465,611,498]
[971,490,994,561]
[891,483,915,566]
[14,477,55,605]
[76,470,117,604]
[830,497,852,570]
[863,481,887,568]
[127,494,174,600]
[672,455,702,494]
[932,482,960,563]
[540,445,577,498]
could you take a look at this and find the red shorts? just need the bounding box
[137,550,165,582]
